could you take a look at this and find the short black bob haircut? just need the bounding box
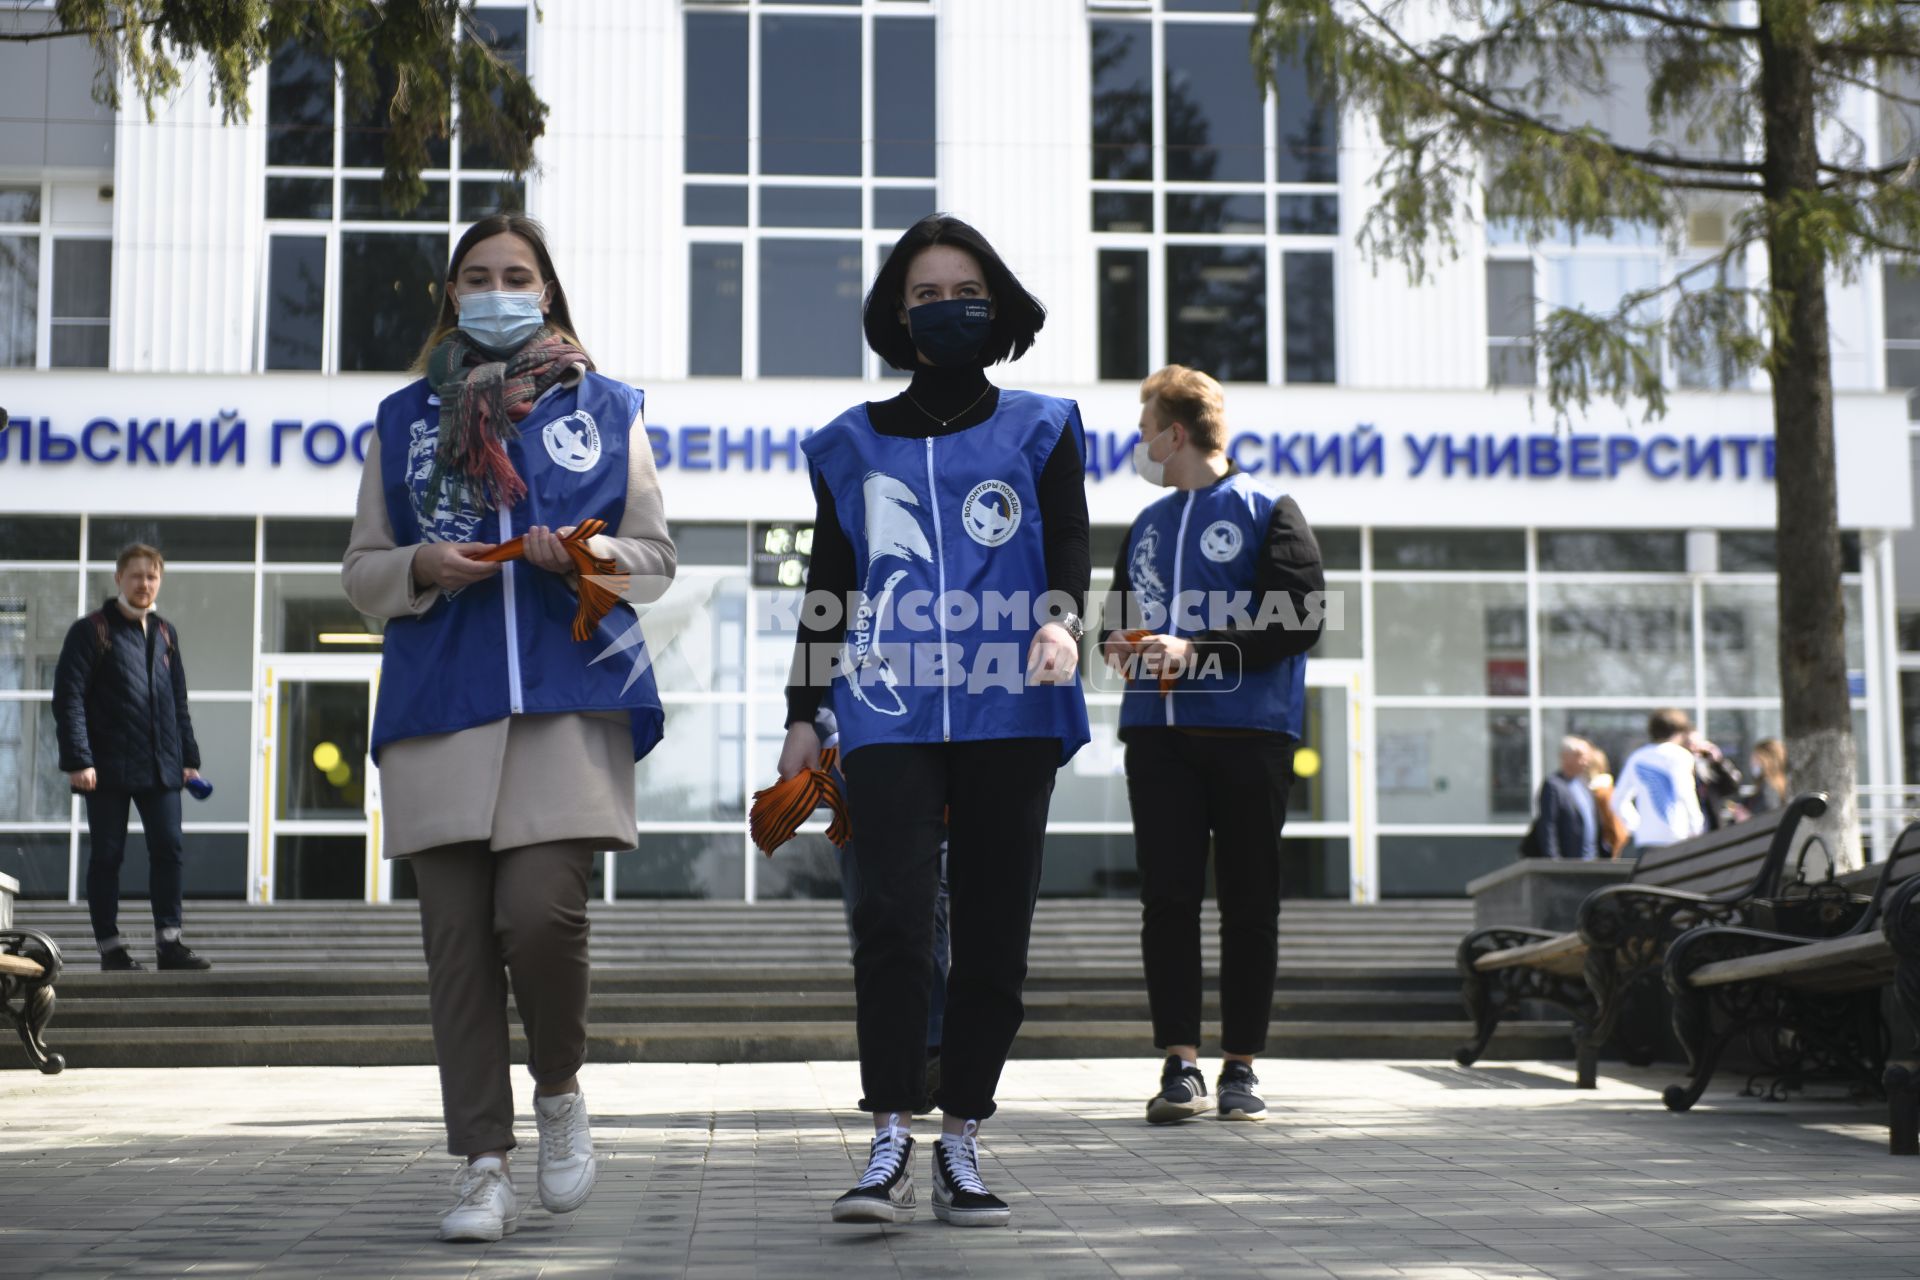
[863,214,1047,371]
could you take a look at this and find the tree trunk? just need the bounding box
[1757,2,1859,867]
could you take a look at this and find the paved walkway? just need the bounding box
[3,1058,1919,1279]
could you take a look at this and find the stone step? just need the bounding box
[13,901,1475,928]
[47,987,1466,1029]
[42,965,1463,998]
[16,1019,1568,1070]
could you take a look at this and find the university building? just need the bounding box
[0,0,1913,906]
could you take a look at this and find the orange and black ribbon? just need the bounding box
[1119,628,1181,695]
[751,745,852,854]
[470,518,627,642]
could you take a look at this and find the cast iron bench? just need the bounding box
[1662,823,1920,1152]
[1454,792,1827,1088]
[0,929,65,1073]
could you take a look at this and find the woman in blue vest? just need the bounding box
[1099,365,1324,1128]
[343,214,675,1244]
[778,215,1091,1228]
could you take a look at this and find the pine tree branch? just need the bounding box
[1820,64,1920,113]
[1853,225,1920,257]
[1557,0,1757,39]
[1816,38,1920,58]
[1349,0,1766,176]
[0,20,158,42]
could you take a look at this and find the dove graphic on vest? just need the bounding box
[1200,519,1243,563]
[542,411,601,472]
[961,479,1021,547]
[843,472,931,717]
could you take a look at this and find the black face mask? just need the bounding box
[906,298,992,366]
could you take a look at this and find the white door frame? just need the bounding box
[255,654,383,904]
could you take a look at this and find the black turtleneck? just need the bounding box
[784,364,1091,728]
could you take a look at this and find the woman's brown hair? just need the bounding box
[410,214,587,372]
[1752,737,1787,794]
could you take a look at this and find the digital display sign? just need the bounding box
[751,522,814,588]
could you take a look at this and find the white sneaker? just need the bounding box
[534,1090,597,1214]
[440,1157,518,1243]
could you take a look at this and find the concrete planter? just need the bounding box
[1465,859,1634,934]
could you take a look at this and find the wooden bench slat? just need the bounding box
[0,953,44,978]
[1632,811,1786,883]
[1474,933,1588,976]
[1688,932,1896,990]
[1640,843,1778,894]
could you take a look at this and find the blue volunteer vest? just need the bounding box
[803,390,1091,765]
[1118,471,1307,737]
[369,373,665,764]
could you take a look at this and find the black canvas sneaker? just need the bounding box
[832,1113,916,1224]
[932,1121,1010,1227]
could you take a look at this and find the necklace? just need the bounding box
[903,382,993,428]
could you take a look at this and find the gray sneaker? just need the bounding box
[1216,1061,1267,1121]
[1146,1054,1209,1124]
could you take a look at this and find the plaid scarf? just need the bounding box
[423,327,592,514]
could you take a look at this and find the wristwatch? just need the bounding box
[1055,611,1085,643]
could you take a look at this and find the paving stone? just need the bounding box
[3,1059,1920,1276]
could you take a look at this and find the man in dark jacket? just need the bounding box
[52,544,212,972]
[1535,737,1599,860]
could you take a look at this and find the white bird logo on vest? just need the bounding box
[968,494,1012,541]
[844,472,931,718]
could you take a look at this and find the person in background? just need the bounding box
[1100,364,1325,1126]
[1743,737,1788,818]
[52,543,212,973]
[1687,729,1745,830]
[343,213,675,1244]
[1584,747,1630,859]
[1610,709,1706,855]
[1534,737,1599,860]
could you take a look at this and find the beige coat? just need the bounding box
[343,389,675,858]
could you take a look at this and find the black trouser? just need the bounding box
[83,785,185,948]
[1125,729,1293,1056]
[841,737,1058,1122]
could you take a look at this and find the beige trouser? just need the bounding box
[412,839,597,1156]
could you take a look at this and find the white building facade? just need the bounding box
[0,0,1914,906]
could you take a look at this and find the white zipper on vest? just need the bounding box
[498,506,525,714]
[925,437,951,743]
[1167,491,1195,727]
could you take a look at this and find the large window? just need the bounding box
[1090,4,1339,384]
[684,1,936,379]
[0,182,112,369]
[1485,210,1749,392]
[260,5,532,373]
[1887,266,1920,420]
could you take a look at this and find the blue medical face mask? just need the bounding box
[906,297,992,366]
[456,288,547,352]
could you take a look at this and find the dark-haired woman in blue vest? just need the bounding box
[343,215,675,1244]
[779,215,1091,1228]
[1099,365,1325,1129]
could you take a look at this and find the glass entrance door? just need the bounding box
[258,657,381,901]
[1287,662,1368,901]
